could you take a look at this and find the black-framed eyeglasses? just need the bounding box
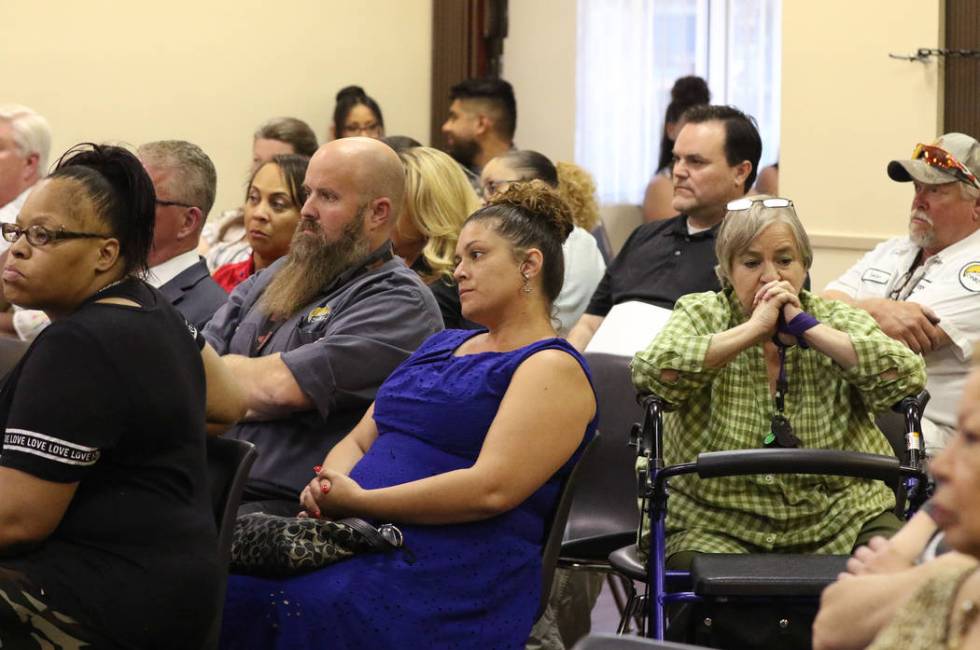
[1,223,111,247]
[156,199,197,209]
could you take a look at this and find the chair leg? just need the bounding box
[606,573,631,617]
[615,580,637,634]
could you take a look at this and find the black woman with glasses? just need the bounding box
[631,196,925,574]
[825,132,980,458]
[0,143,245,648]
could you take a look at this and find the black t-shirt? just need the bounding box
[586,214,721,315]
[411,257,481,330]
[0,279,218,650]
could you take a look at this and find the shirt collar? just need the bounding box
[146,249,201,288]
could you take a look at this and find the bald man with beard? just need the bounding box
[204,137,443,511]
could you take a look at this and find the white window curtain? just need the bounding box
[575,0,781,205]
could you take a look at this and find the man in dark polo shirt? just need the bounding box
[567,105,762,351]
[203,137,443,509]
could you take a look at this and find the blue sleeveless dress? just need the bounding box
[219,329,597,650]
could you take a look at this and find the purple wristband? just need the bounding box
[777,311,820,348]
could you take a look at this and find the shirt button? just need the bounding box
[766,535,776,544]
[674,250,681,256]
[765,474,774,483]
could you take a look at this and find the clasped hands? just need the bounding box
[298,466,364,520]
[747,280,803,347]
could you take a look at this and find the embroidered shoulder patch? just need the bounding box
[960,262,980,293]
[3,428,101,466]
[306,306,332,324]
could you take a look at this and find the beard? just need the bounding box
[447,137,481,169]
[908,208,936,250]
[258,209,370,321]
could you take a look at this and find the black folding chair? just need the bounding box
[609,391,930,646]
[201,436,258,650]
[537,434,601,622]
[573,633,711,650]
[557,354,643,615]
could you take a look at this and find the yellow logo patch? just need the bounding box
[307,306,332,323]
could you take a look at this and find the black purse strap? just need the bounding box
[338,518,415,564]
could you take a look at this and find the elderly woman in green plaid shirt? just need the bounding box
[632,197,926,568]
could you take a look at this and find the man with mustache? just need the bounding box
[824,132,980,456]
[567,105,761,351]
[203,137,443,510]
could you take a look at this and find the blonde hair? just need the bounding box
[714,195,813,289]
[400,147,481,281]
[556,161,600,231]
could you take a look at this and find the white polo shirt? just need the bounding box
[826,229,980,453]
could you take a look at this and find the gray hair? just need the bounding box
[137,140,217,218]
[254,117,318,157]
[714,195,813,289]
[960,181,980,202]
[0,104,52,176]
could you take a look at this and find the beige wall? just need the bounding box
[781,1,943,289]
[0,0,432,219]
[501,1,946,289]
[503,0,578,163]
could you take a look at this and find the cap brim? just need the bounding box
[887,159,959,185]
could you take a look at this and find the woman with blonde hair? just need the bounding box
[395,146,482,328]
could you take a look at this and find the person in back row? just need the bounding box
[394,146,482,329]
[441,77,517,194]
[212,154,309,293]
[203,137,443,509]
[481,149,606,335]
[568,104,762,351]
[202,116,318,270]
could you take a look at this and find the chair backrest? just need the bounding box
[598,204,644,257]
[560,352,643,559]
[573,632,712,649]
[590,222,614,265]
[0,336,29,378]
[538,433,600,621]
[202,436,257,650]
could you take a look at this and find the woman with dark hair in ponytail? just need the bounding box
[220,181,597,650]
[330,85,385,140]
[643,75,711,221]
[0,143,245,648]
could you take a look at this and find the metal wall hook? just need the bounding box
[889,47,980,62]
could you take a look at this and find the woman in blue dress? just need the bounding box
[221,181,598,649]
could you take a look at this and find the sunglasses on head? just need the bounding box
[912,143,980,189]
[726,197,794,212]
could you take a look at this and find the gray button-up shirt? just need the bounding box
[203,244,444,499]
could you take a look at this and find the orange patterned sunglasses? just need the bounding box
[912,143,980,189]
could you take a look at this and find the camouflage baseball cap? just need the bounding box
[887,132,980,189]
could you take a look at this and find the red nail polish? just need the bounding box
[313,465,322,473]
[313,510,321,518]
[321,482,330,494]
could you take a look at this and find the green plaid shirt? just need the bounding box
[631,289,926,557]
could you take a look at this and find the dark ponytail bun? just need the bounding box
[50,143,155,277]
[336,85,367,102]
[670,75,711,106]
